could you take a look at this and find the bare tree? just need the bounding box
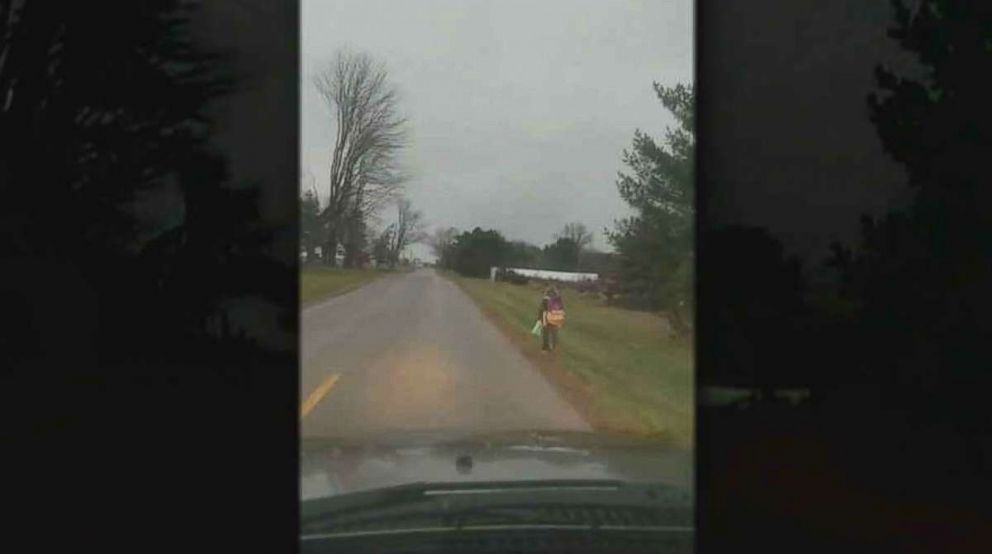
[353,143,407,213]
[387,198,427,266]
[313,48,407,266]
[371,224,394,266]
[554,222,594,271]
[340,208,366,267]
[556,222,594,251]
[341,147,408,266]
[428,226,458,265]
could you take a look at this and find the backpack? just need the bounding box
[546,296,565,327]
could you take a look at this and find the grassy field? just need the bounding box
[300,266,390,307]
[450,274,694,447]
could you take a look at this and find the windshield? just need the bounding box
[300,0,694,514]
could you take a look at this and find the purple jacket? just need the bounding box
[537,294,564,320]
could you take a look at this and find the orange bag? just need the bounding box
[546,309,565,327]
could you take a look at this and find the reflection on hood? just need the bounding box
[301,430,692,500]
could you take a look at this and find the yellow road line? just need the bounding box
[300,373,340,419]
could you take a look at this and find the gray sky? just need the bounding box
[302,0,693,260]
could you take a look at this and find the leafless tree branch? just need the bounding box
[557,222,594,250]
[388,197,426,264]
[312,48,408,265]
[428,226,458,261]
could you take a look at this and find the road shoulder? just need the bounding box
[301,267,395,308]
[445,272,693,448]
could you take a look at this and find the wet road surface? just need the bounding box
[301,269,590,438]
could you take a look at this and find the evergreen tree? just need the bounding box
[608,83,694,313]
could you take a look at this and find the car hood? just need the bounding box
[301,429,692,500]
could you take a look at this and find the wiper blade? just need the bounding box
[301,480,691,537]
[302,479,623,520]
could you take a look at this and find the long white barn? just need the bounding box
[490,267,599,282]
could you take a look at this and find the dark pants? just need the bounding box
[542,324,559,350]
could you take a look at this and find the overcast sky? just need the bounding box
[301,0,693,260]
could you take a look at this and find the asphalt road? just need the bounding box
[300,269,591,438]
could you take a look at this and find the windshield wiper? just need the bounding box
[301,479,692,538]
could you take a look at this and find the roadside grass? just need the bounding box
[450,274,694,447]
[301,266,390,307]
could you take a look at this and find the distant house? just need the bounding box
[300,245,345,264]
[300,246,321,263]
[490,266,599,283]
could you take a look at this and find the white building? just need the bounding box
[301,245,345,264]
[491,267,599,283]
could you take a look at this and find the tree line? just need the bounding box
[428,222,615,278]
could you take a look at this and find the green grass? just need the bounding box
[451,274,694,447]
[300,266,389,307]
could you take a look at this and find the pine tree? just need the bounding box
[608,82,694,314]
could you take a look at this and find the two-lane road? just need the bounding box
[300,269,590,438]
